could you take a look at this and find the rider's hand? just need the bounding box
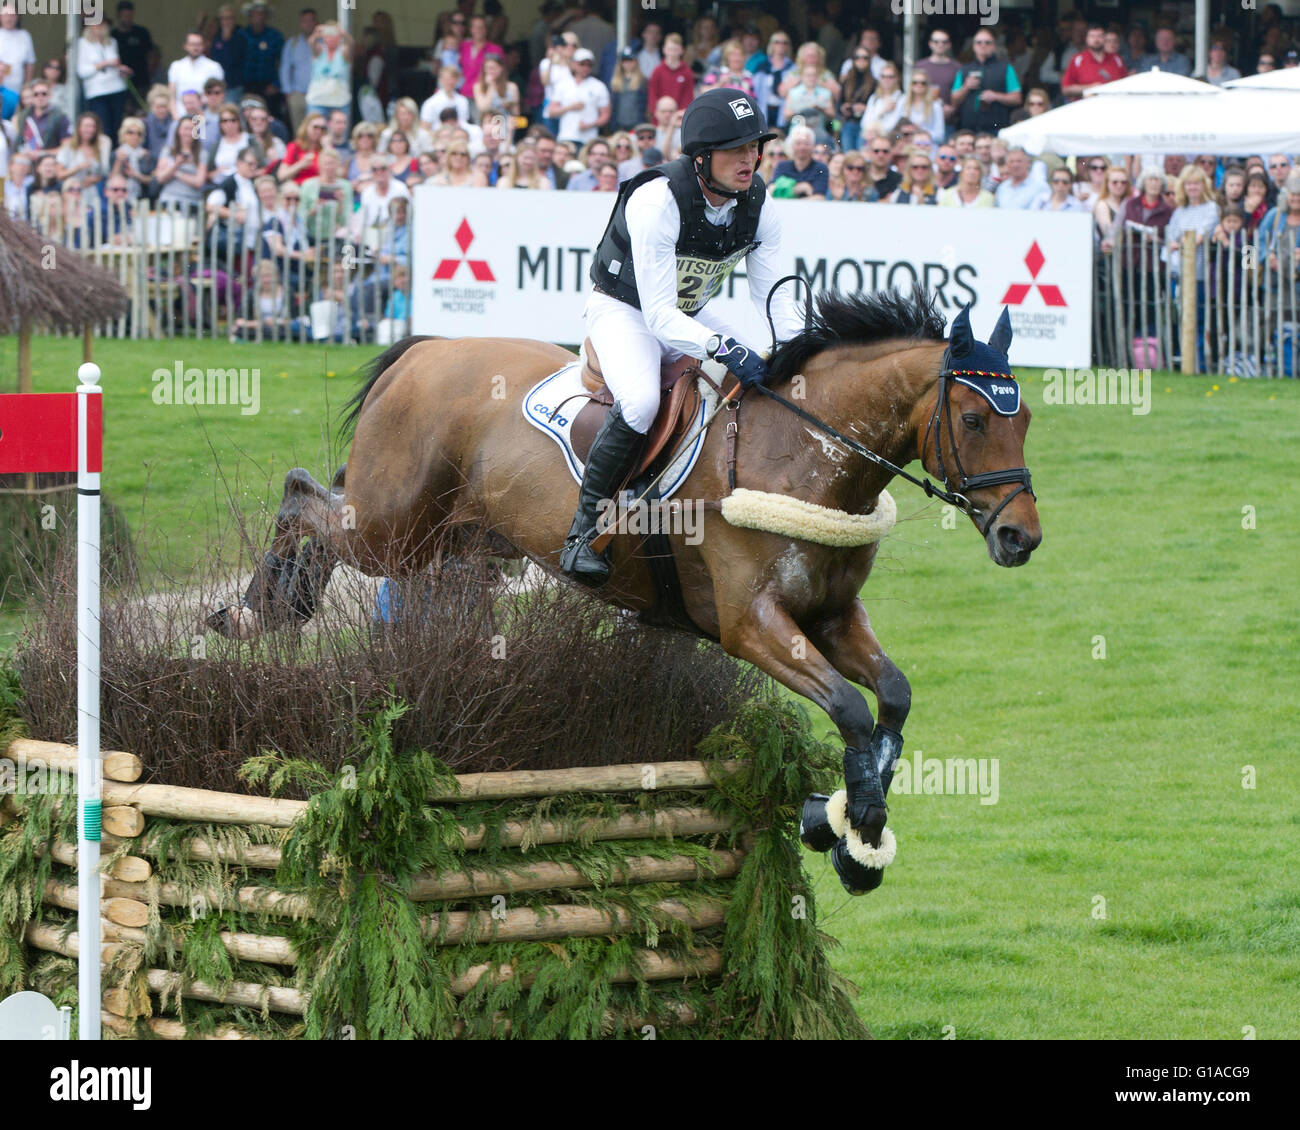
[712,336,768,389]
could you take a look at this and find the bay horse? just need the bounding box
[210,287,1041,893]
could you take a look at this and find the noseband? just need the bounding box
[923,371,1036,537]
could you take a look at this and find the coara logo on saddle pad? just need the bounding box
[675,246,752,313]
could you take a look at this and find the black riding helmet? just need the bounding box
[680,88,777,199]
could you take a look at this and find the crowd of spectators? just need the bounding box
[2,1,1299,347]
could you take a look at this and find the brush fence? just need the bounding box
[5,739,749,1040]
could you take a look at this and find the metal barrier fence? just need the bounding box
[1094,226,1300,377]
[16,194,1300,377]
[24,195,412,346]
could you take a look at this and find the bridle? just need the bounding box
[755,275,1036,537]
[921,370,1036,536]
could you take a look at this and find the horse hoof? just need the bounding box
[205,605,260,640]
[852,804,888,850]
[831,839,886,895]
[799,794,839,853]
[831,823,898,896]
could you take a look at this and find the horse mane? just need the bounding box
[338,334,440,441]
[766,285,947,385]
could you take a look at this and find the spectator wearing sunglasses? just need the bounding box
[914,28,959,118]
[862,129,900,198]
[829,152,873,202]
[890,148,937,205]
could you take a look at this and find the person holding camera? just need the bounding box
[951,30,1021,134]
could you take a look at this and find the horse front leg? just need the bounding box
[720,591,890,894]
[811,598,912,801]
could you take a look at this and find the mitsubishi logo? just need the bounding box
[433,218,496,282]
[1000,241,1066,307]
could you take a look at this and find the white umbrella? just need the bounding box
[1000,81,1300,156]
[1082,70,1219,96]
[1224,68,1300,91]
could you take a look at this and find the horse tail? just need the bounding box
[337,335,443,441]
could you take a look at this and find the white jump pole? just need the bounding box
[75,363,102,1041]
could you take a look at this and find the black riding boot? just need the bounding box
[560,406,645,587]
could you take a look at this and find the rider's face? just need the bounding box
[705,140,760,193]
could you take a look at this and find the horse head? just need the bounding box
[915,304,1042,567]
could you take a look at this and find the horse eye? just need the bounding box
[962,413,983,431]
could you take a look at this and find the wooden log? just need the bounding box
[100,876,311,920]
[424,897,727,946]
[6,738,142,783]
[43,840,153,882]
[87,806,733,872]
[101,921,298,966]
[101,781,305,828]
[449,946,723,996]
[102,987,149,1019]
[6,741,742,815]
[103,807,146,838]
[407,848,744,902]
[104,898,149,929]
[438,760,739,801]
[101,1010,251,1041]
[24,921,133,964]
[143,968,305,1016]
[44,877,149,930]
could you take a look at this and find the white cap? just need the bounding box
[573,48,595,63]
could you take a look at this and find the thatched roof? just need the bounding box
[0,210,130,333]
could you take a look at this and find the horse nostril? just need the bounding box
[997,525,1027,555]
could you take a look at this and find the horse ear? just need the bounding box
[949,304,974,357]
[988,306,1013,357]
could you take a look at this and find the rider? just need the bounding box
[560,87,807,586]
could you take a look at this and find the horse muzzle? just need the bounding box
[985,517,1041,567]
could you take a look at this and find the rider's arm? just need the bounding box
[625,177,718,359]
[745,203,806,343]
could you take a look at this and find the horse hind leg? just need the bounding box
[207,467,346,637]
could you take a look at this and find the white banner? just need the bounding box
[411,186,1093,368]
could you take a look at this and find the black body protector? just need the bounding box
[589,154,766,316]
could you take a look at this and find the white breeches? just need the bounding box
[583,291,760,434]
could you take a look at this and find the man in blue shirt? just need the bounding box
[773,124,829,199]
[239,2,285,112]
[279,7,317,131]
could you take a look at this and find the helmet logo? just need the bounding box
[728,98,754,120]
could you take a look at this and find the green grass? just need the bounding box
[3,334,1298,1038]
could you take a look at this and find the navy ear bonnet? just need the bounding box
[941,305,1021,416]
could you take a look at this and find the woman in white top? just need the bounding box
[77,19,130,143]
[937,157,995,208]
[861,63,904,138]
[539,33,578,131]
[380,98,435,157]
[901,71,945,144]
[209,103,251,182]
[55,112,111,191]
[1073,156,1107,209]
[156,116,210,207]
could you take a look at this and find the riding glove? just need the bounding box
[711,336,769,389]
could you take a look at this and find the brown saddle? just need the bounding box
[570,337,703,478]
